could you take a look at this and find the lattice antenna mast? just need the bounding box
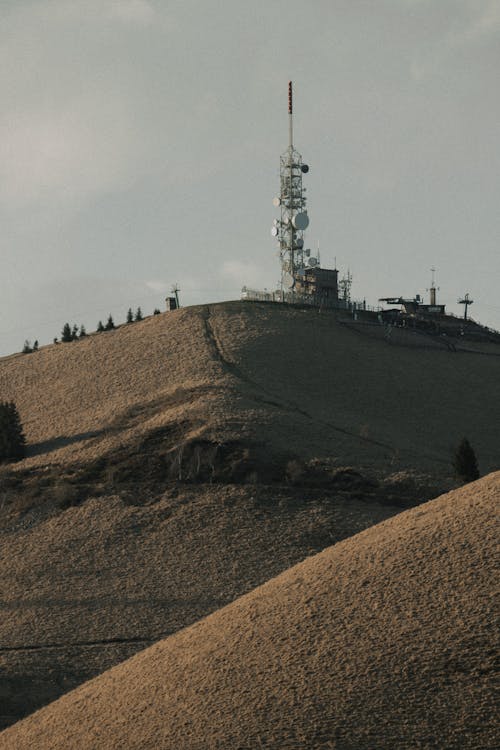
[271,81,310,293]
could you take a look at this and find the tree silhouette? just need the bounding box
[453,438,480,484]
[0,402,26,462]
[135,307,143,321]
[61,323,73,342]
[79,325,87,338]
[126,308,134,323]
[105,315,115,331]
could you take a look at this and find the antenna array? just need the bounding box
[271,81,312,292]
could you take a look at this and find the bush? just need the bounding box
[0,402,26,462]
[453,438,480,484]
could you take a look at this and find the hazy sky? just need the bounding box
[1,0,499,355]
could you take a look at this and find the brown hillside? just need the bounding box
[2,472,497,750]
[0,484,399,729]
[0,301,499,475]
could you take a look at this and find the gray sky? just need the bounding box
[1,0,499,356]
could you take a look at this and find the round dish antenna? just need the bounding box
[292,212,309,230]
[272,196,281,207]
[308,256,318,267]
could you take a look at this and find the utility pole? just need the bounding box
[458,292,474,320]
[171,283,181,309]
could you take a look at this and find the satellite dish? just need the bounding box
[272,197,281,207]
[308,256,318,267]
[292,212,309,230]
[271,226,279,237]
[301,164,309,173]
[296,237,304,249]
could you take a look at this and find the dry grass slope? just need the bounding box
[2,473,497,750]
[0,485,399,728]
[0,301,499,474]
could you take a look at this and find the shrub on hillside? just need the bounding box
[0,402,26,463]
[105,315,115,331]
[61,323,73,342]
[453,438,480,484]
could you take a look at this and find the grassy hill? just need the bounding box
[1,472,497,749]
[0,301,499,480]
[0,300,498,731]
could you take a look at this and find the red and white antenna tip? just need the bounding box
[288,80,293,114]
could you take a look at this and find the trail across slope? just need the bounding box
[2,473,497,749]
[1,301,499,474]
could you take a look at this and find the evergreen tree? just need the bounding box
[79,325,87,338]
[97,320,105,332]
[153,308,161,315]
[22,340,32,354]
[71,324,79,340]
[61,323,73,342]
[105,314,115,331]
[135,307,143,321]
[33,340,39,351]
[126,307,134,323]
[0,401,26,462]
[453,438,480,484]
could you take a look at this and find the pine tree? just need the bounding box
[79,325,87,338]
[71,324,79,340]
[22,340,32,354]
[153,308,161,315]
[135,307,143,321]
[0,402,26,462]
[105,314,115,331]
[61,323,73,342]
[33,340,39,351]
[453,438,480,484]
[126,307,134,324]
[97,320,105,332]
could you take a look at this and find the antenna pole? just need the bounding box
[458,292,474,320]
[288,80,293,149]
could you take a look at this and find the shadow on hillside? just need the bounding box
[28,430,103,457]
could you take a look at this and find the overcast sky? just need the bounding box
[0,0,499,355]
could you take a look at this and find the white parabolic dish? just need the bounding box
[292,212,309,230]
